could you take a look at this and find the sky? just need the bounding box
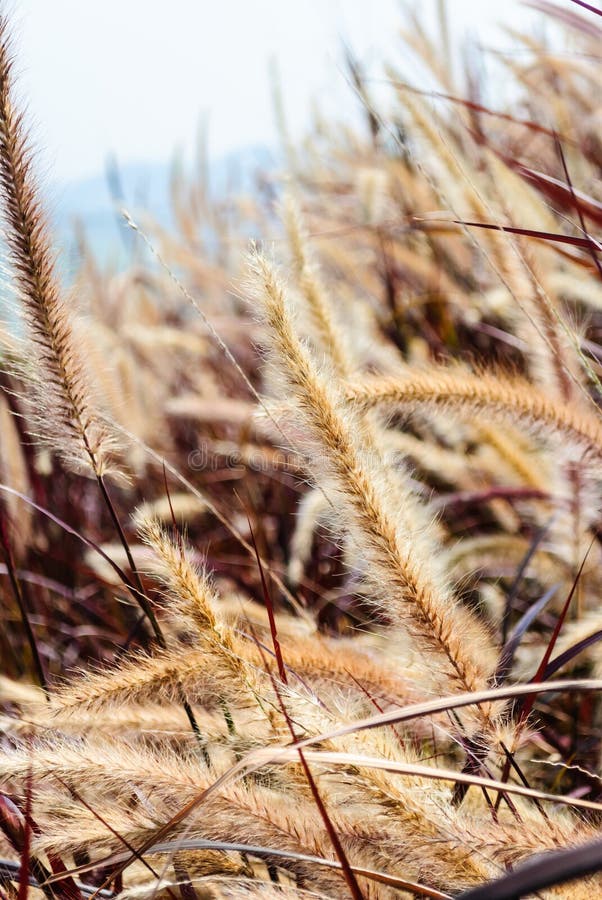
[10,0,554,186]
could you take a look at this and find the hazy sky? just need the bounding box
[12,1,553,185]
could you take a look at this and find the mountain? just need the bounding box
[49,143,276,274]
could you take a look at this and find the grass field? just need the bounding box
[0,2,601,897]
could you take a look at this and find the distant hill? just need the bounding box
[49,143,275,275]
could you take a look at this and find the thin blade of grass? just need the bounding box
[526,0,602,36]
[245,749,602,813]
[453,220,602,251]
[496,584,559,684]
[389,81,572,141]
[0,514,47,694]
[0,484,136,595]
[0,862,110,900]
[245,567,365,900]
[501,517,555,644]
[518,540,594,725]
[457,836,602,900]
[52,777,171,900]
[569,0,602,14]
[544,628,602,679]
[0,797,57,900]
[17,772,31,900]
[511,163,602,225]
[554,132,602,280]
[245,513,288,684]
[50,840,451,899]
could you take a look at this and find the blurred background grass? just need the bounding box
[8,0,552,271]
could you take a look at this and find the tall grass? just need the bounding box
[0,2,601,898]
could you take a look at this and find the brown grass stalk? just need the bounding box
[249,253,498,732]
[346,367,602,460]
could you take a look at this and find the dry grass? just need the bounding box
[1,3,602,899]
